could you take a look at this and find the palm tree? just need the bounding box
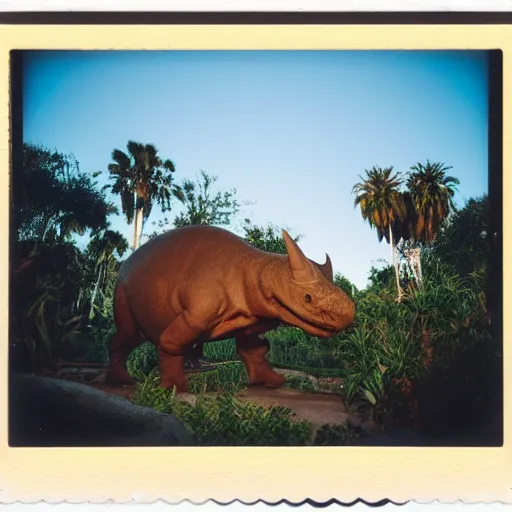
[352,166,406,298]
[407,160,460,243]
[106,141,183,250]
[405,160,460,287]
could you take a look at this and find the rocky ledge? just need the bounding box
[9,373,195,447]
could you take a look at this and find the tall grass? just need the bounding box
[188,361,249,394]
[334,259,497,432]
[266,327,345,369]
[203,339,237,362]
[131,370,312,446]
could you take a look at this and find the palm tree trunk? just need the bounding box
[389,224,402,300]
[132,202,139,250]
[89,264,105,320]
[133,207,144,249]
[41,215,54,242]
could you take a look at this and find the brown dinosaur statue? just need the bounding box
[105,225,355,392]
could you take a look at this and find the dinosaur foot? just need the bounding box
[160,374,188,393]
[248,365,286,388]
[159,353,188,393]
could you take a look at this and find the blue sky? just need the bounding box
[23,50,489,289]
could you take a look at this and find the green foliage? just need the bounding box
[82,328,111,364]
[12,242,88,371]
[14,137,497,443]
[428,194,490,279]
[132,370,312,446]
[283,373,317,393]
[15,143,117,242]
[266,326,345,369]
[405,160,460,243]
[24,290,83,370]
[173,171,240,228]
[367,261,396,292]
[350,161,490,426]
[242,219,301,254]
[143,171,241,244]
[352,165,405,244]
[106,140,182,249]
[335,254,496,430]
[203,338,237,362]
[127,342,159,377]
[334,272,357,297]
[86,229,129,320]
[352,160,461,297]
[128,355,249,394]
[188,362,249,394]
[12,144,121,372]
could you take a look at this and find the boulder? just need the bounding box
[9,373,195,447]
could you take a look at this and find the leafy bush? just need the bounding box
[334,257,496,434]
[203,338,237,362]
[284,373,317,393]
[334,272,358,298]
[131,370,312,446]
[127,342,159,377]
[266,326,345,369]
[188,362,249,393]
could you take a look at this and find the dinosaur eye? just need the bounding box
[304,294,312,303]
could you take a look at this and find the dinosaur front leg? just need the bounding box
[158,311,206,393]
[236,333,285,388]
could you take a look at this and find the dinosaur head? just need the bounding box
[269,230,356,338]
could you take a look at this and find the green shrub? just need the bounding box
[61,300,115,365]
[131,370,312,446]
[336,260,496,433]
[127,339,240,378]
[266,326,346,369]
[127,342,158,377]
[203,338,237,362]
[188,361,249,393]
[284,373,317,393]
[83,329,110,363]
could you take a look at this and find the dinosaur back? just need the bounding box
[116,226,268,341]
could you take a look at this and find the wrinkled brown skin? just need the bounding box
[105,225,356,392]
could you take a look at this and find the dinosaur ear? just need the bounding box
[319,253,334,282]
[282,229,317,283]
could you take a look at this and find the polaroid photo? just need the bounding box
[0,10,509,505]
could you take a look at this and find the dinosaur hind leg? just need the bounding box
[236,333,285,388]
[105,284,143,386]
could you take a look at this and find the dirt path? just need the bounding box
[237,387,348,427]
[88,381,349,428]
[59,361,351,429]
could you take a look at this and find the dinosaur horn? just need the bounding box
[320,253,334,282]
[282,229,317,282]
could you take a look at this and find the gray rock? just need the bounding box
[9,373,195,447]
